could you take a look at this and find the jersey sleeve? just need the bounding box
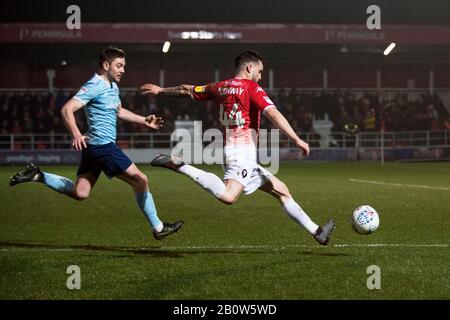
[192,83,216,101]
[73,81,99,106]
[250,85,277,114]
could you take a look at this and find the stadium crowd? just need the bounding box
[1,89,449,141]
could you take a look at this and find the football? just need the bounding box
[351,205,380,235]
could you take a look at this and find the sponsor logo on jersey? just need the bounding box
[256,86,264,92]
[80,86,88,93]
[105,102,119,110]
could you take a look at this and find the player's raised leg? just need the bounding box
[116,163,183,240]
[9,163,98,201]
[151,154,244,205]
[259,175,336,245]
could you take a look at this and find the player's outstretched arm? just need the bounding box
[139,83,194,99]
[264,107,310,157]
[117,105,164,130]
[61,98,88,150]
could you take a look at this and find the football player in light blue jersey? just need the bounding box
[10,46,183,240]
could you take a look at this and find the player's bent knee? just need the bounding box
[220,193,237,205]
[74,189,90,201]
[220,198,235,205]
[128,172,148,192]
[137,173,148,188]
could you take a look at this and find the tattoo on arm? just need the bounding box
[161,85,193,98]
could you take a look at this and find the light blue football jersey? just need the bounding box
[73,74,121,145]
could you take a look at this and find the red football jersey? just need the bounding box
[192,78,276,146]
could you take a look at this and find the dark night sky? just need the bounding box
[2,0,450,25]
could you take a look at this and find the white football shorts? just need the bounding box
[222,145,273,195]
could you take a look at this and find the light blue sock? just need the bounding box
[41,172,74,195]
[135,191,163,231]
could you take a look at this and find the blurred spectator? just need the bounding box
[296,106,314,133]
[362,109,376,131]
[11,120,23,134]
[443,115,450,131]
[23,111,34,133]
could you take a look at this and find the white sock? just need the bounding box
[282,198,319,234]
[179,165,226,199]
[154,223,163,233]
[178,164,203,179]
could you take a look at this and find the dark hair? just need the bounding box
[99,45,125,68]
[234,50,265,69]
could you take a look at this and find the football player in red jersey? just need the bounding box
[140,50,335,245]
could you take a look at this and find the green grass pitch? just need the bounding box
[1,162,449,299]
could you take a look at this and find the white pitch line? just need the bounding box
[349,178,450,191]
[331,244,450,248]
[0,243,449,252]
[155,244,450,249]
